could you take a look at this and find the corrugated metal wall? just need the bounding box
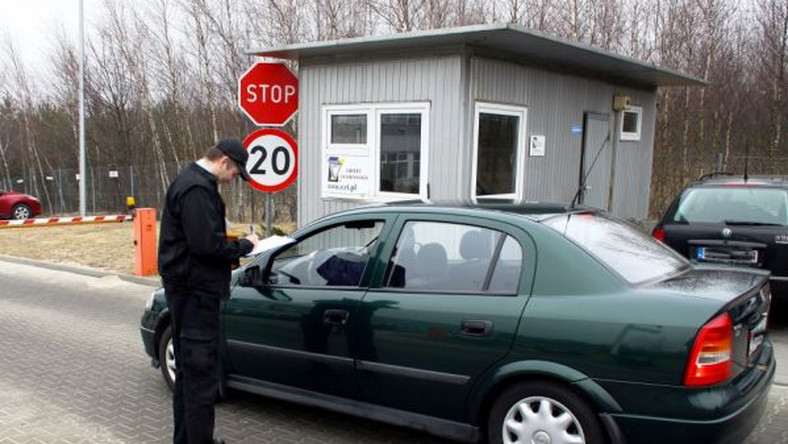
[298,55,464,227]
[297,52,657,226]
[470,57,657,219]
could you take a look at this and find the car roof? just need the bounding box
[689,174,788,188]
[340,200,598,222]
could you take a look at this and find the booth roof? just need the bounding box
[248,23,704,89]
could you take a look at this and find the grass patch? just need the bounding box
[0,221,295,276]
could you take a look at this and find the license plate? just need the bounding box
[697,247,758,264]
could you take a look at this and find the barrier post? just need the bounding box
[133,208,158,276]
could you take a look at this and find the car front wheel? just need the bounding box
[12,203,31,220]
[158,325,176,390]
[156,323,229,400]
[487,381,604,444]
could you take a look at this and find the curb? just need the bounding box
[0,254,161,288]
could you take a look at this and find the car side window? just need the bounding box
[268,220,384,287]
[488,236,523,293]
[384,221,522,293]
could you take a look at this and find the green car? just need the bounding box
[140,203,774,444]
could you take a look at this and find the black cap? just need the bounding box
[216,138,251,181]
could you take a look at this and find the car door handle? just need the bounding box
[322,309,349,326]
[460,320,493,337]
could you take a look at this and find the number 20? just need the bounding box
[250,145,291,175]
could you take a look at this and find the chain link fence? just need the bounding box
[5,162,297,226]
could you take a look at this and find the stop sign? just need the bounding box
[238,62,299,126]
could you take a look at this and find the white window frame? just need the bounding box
[322,102,430,201]
[619,105,642,141]
[324,105,372,152]
[471,102,527,202]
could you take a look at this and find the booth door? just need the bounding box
[580,112,612,210]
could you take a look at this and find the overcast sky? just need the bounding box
[0,0,102,75]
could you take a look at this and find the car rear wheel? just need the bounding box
[12,203,31,220]
[158,325,176,390]
[487,381,604,444]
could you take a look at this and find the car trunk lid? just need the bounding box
[650,268,771,375]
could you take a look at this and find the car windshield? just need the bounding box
[672,186,788,226]
[543,213,689,285]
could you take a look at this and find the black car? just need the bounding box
[653,174,788,297]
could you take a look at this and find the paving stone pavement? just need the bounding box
[0,258,787,443]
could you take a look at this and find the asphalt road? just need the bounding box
[0,257,787,443]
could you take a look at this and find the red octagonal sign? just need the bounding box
[238,62,299,126]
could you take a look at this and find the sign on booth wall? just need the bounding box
[321,155,373,198]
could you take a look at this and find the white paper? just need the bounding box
[247,235,296,256]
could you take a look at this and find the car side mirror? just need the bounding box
[239,266,261,287]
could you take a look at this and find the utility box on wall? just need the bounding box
[133,208,158,276]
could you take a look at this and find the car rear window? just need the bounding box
[543,213,688,285]
[672,186,788,225]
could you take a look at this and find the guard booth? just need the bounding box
[250,23,703,226]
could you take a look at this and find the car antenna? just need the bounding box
[571,133,611,208]
[744,144,750,183]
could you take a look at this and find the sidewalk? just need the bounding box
[0,254,160,288]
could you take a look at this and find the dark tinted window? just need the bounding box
[672,187,788,226]
[476,113,518,196]
[380,113,421,194]
[544,213,688,285]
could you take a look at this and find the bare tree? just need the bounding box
[3,39,55,213]
[754,0,788,170]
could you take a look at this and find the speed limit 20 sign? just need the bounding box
[242,129,298,193]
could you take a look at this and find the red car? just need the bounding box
[0,190,42,219]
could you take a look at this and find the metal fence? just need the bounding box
[6,162,297,225]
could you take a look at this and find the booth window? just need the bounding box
[331,114,367,144]
[380,113,422,194]
[620,106,642,141]
[323,103,429,200]
[472,103,526,201]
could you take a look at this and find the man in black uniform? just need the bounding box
[158,138,259,444]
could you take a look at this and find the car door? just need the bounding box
[355,213,535,422]
[222,214,395,398]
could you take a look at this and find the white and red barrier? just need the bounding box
[0,214,132,229]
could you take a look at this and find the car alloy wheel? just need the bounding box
[12,204,31,220]
[157,325,176,390]
[503,396,584,444]
[165,338,176,384]
[488,381,603,444]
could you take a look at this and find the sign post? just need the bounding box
[242,129,299,235]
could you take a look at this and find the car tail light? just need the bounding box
[652,226,665,242]
[684,313,733,386]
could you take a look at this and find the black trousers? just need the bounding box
[165,283,221,444]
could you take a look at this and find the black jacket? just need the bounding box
[158,163,252,297]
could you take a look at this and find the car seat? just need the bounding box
[408,243,448,289]
[448,230,493,291]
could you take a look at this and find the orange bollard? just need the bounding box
[133,208,158,276]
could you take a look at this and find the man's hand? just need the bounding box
[245,233,260,246]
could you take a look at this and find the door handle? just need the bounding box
[460,320,493,337]
[322,309,349,326]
